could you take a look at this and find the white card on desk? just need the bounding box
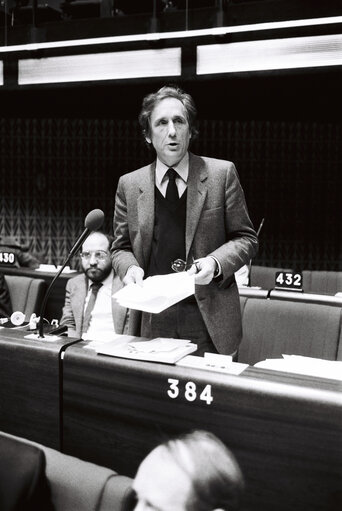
[176,355,248,375]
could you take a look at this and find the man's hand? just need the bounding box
[187,257,217,285]
[123,265,144,286]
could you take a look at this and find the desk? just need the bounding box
[0,329,79,449]
[2,267,78,321]
[63,342,342,511]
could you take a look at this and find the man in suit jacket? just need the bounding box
[111,85,258,356]
[0,271,12,318]
[61,231,135,339]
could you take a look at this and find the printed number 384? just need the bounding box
[167,378,213,405]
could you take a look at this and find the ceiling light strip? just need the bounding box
[197,33,342,74]
[18,47,181,85]
[1,15,342,53]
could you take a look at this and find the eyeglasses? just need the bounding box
[171,258,198,273]
[80,250,109,261]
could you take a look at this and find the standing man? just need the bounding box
[111,85,258,356]
[61,231,136,339]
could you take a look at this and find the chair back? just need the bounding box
[5,275,46,320]
[238,298,342,365]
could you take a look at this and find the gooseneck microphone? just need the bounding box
[37,209,105,339]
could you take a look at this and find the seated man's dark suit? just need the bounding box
[0,435,54,511]
[0,271,12,318]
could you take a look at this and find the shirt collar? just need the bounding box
[155,153,189,186]
[88,269,113,290]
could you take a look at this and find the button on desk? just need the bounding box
[0,329,78,449]
[62,342,342,511]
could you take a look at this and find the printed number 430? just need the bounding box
[167,378,213,405]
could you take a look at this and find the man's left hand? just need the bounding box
[187,257,217,285]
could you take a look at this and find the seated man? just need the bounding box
[61,231,137,339]
[0,271,12,318]
[130,430,244,511]
[0,434,53,511]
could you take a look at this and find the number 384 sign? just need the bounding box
[275,271,303,291]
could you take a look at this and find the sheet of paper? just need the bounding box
[176,354,249,375]
[113,272,195,313]
[255,354,342,381]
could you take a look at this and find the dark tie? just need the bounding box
[166,168,179,203]
[82,282,102,334]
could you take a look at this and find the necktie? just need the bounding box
[82,282,102,334]
[166,168,179,203]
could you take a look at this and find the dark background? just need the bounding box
[0,2,341,271]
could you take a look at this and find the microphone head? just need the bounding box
[84,209,105,231]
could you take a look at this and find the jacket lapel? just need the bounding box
[137,164,155,267]
[186,153,208,259]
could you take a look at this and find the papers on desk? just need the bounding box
[35,264,77,273]
[91,335,197,364]
[255,355,342,381]
[113,272,195,313]
[176,353,248,375]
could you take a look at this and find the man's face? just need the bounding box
[146,97,191,167]
[81,233,112,283]
[132,446,193,511]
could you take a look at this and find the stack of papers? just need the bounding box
[113,272,195,313]
[92,335,197,364]
[255,354,342,381]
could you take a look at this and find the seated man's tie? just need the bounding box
[82,282,102,334]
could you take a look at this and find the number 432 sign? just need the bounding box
[275,271,303,291]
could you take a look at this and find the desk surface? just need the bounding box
[63,343,342,511]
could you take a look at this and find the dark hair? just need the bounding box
[160,430,244,511]
[138,84,199,141]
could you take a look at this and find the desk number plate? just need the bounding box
[167,378,213,405]
[0,251,17,266]
[275,271,303,291]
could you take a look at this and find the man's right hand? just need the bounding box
[123,265,144,286]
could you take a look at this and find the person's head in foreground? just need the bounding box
[130,430,244,511]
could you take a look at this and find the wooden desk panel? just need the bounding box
[0,329,79,449]
[62,344,342,511]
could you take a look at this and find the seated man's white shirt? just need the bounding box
[82,270,116,341]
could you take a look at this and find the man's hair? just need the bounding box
[84,231,114,250]
[138,84,199,141]
[159,430,244,511]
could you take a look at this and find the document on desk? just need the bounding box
[176,353,249,375]
[94,335,197,364]
[255,355,342,381]
[113,272,195,313]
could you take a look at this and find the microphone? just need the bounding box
[36,209,104,339]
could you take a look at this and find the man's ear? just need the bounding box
[145,135,151,144]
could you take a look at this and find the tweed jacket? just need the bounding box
[60,273,134,338]
[111,153,258,354]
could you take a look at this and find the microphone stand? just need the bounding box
[37,257,73,339]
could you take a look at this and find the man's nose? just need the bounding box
[89,253,98,264]
[168,120,176,136]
